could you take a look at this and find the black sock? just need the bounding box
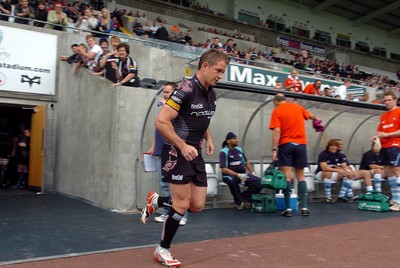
[160,207,183,249]
[157,196,172,208]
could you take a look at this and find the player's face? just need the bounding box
[228,137,239,147]
[328,144,338,153]
[203,60,227,88]
[383,96,396,110]
[162,85,174,100]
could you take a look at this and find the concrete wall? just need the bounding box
[0,21,384,211]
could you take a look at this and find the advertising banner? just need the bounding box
[0,26,57,95]
[226,63,366,95]
[276,36,326,55]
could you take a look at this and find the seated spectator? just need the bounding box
[284,69,303,92]
[132,18,144,36]
[112,43,140,87]
[303,80,322,95]
[66,1,82,23]
[34,1,48,27]
[14,0,35,25]
[154,24,169,41]
[75,7,98,34]
[45,2,68,31]
[112,16,121,32]
[219,132,262,210]
[170,24,179,32]
[315,139,373,203]
[359,92,370,102]
[274,81,283,90]
[0,0,12,22]
[360,142,385,192]
[95,8,113,39]
[223,38,235,57]
[334,80,351,100]
[147,21,158,37]
[60,43,80,64]
[323,86,334,97]
[176,30,185,43]
[208,37,222,49]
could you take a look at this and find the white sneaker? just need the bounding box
[389,203,400,212]
[153,245,181,267]
[179,217,187,226]
[154,214,167,223]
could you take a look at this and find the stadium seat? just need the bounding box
[142,78,157,85]
[140,78,157,89]
[157,80,169,85]
[140,81,154,88]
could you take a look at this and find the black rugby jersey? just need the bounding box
[315,150,346,174]
[165,75,216,148]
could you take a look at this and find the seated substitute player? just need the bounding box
[316,139,373,203]
[360,142,385,192]
[219,132,262,210]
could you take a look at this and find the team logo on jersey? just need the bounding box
[180,80,193,92]
[163,146,178,172]
[166,98,180,111]
[21,75,41,87]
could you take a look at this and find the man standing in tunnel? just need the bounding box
[269,93,319,217]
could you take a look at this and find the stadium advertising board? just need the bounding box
[276,36,326,55]
[227,63,366,96]
[0,26,57,95]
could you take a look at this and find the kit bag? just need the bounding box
[261,161,287,190]
[251,194,276,213]
[358,190,390,212]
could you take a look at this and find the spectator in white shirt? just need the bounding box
[335,80,351,100]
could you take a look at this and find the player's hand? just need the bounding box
[238,173,249,181]
[272,150,278,161]
[205,139,215,156]
[180,144,198,161]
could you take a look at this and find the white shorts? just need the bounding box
[315,171,339,182]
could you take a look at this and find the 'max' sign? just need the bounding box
[226,64,366,95]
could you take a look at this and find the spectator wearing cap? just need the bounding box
[219,132,262,211]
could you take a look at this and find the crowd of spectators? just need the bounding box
[3,0,398,96]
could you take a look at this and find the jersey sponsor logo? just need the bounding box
[166,98,180,111]
[382,123,394,129]
[191,103,203,109]
[171,174,184,181]
[190,110,215,117]
[173,90,184,99]
[170,95,182,104]
[230,161,241,166]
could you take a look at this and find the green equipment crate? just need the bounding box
[251,194,276,213]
